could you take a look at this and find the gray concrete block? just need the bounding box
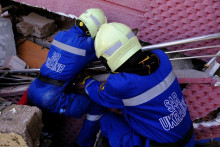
[0,18,16,66]
[0,104,43,147]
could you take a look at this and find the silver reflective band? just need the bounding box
[104,41,122,56]
[90,14,101,27]
[126,31,135,39]
[86,114,103,121]
[85,80,95,95]
[52,40,86,56]
[122,71,176,106]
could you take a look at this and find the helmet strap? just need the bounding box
[76,19,91,36]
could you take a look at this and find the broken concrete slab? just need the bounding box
[0,18,16,66]
[16,21,34,36]
[17,40,49,68]
[0,85,29,97]
[17,12,57,38]
[0,104,43,147]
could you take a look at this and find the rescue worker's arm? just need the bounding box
[86,37,98,63]
[84,77,125,109]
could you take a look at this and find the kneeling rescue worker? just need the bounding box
[27,8,107,146]
[82,23,195,147]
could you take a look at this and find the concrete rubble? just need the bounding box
[3,56,26,70]
[0,104,43,147]
[16,12,57,38]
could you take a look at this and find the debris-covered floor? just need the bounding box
[0,0,220,147]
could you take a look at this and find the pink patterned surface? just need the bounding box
[138,0,220,62]
[183,84,220,121]
[12,0,144,29]
[195,124,220,140]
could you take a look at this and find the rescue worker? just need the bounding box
[82,23,195,147]
[27,8,107,146]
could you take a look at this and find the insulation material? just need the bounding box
[183,84,220,121]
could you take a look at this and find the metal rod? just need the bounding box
[165,45,220,54]
[86,66,106,70]
[203,51,220,69]
[142,33,220,51]
[170,54,218,61]
[0,69,40,74]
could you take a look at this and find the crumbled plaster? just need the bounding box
[193,113,220,129]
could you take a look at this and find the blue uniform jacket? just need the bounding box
[28,26,103,146]
[28,26,98,116]
[41,25,96,82]
[85,50,194,146]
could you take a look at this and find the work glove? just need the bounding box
[77,70,92,85]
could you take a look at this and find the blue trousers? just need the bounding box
[100,112,195,147]
[100,112,143,147]
[28,78,104,146]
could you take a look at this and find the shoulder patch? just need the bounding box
[99,82,106,92]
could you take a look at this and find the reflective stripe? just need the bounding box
[85,79,95,95]
[104,41,122,56]
[52,40,86,56]
[126,31,135,39]
[86,114,103,121]
[122,71,176,106]
[90,15,101,27]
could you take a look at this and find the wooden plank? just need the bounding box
[16,40,49,68]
